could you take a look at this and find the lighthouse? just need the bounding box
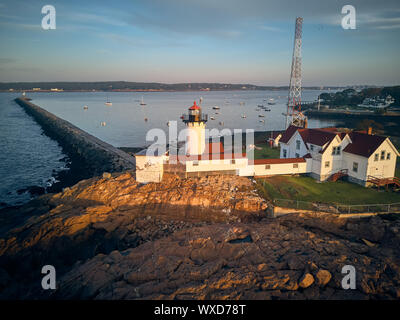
[181,101,208,155]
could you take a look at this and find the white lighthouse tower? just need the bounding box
[181,101,208,155]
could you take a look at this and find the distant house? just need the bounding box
[279,125,399,186]
[267,132,282,148]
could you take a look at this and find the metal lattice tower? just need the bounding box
[286,17,307,128]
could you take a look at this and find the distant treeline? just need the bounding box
[320,86,400,107]
[0,81,338,91]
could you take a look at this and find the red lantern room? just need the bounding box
[182,101,208,123]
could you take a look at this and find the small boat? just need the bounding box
[241,114,246,118]
[259,119,265,123]
[258,114,265,117]
[239,102,245,105]
[212,106,220,110]
[144,118,148,122]
[83,105,88,110]
[105,92,112,106]
[167,121,170,127]
[215,112,220,114]
[140,96,146,106]
[100,121,106,126]
[210,116,215,120]
[219,121,224,126]
[257,104,264,108]
[264,108,271,111]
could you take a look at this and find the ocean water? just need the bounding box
[0,93,68,208]
[0,90,336,207]
[31,90,336,147]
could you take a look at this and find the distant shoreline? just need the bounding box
[0,88,327,93]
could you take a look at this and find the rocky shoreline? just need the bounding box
[0,172,399,300]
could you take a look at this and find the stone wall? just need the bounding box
[14,97,135,177]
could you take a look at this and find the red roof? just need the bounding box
[279,125,301,144]
[280,126,340,148]
[189,101,201,110]
[343,132,387,157]
[299,128,337,147]
[252,157,306,165]
[169,152,247,163]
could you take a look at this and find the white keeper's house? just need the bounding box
[278,125,399,186]
[135,101,399,188]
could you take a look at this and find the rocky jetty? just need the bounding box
[0,172,399,300]
[14,97,135,177]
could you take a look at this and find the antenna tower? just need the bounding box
[286,17,307,128]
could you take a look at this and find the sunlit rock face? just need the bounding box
[0,172,399,300]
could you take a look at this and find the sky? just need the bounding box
[0,0,399,86]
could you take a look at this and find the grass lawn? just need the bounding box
[249,144,280,160]
[257,175,400,205]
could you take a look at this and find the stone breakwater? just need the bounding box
[14,97,135,177]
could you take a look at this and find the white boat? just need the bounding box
[258,114,265,117]
[241,114,246,118]
[140,96,146,106]
[105,102,112,106]
[210,116,215,120]
[259,119,265,123]
[100,121,106,126]
[83,105,88,110]
[212,106,220,110]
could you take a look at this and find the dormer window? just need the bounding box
[381,150,385,160]
[310,145,314,151]
[332,146,341,155]
[296,140,301,150]
[374,153,379,161]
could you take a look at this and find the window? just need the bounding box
[293,163,298,168]
[332,146,341,155]
[310,145,314,151]
[296,140,301,150]
[283,149,287,158]
[381,150,385,160]
[353,162,358,173]
[231,159,236,165]
[295,153,300,158]
[325,161,330,168]
[374,153,379,161]
[265,164,271,170]
[387,153,391,160]
[193,161,199,166]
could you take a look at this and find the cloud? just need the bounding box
[259,25,282,32]
[0,58,17,64]
[67,12,128,27]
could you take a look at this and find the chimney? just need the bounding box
[367,127,372,135]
